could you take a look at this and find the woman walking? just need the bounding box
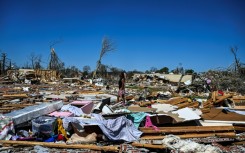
[117,72,126,103]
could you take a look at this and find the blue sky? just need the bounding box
[1,0,245,72]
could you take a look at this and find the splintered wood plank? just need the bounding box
[233,126,245,132]
[126,95,134,100]
[202,108,245,121]
[189,102,200,108]
[214,95,232,104]
[232,141,245,145]
[212,91,217,102]
[233,99,245,103]
[164,97,189,105]
[233,96,245,100]
[0,107,15,110]
[0,140,118,152]
[176,101,199,109]
[138,101,155,107]
[201,108,211,114]
[203,100,212,107]
[0,110,11,113]
[2,94,28,98]
[140,126,235,133]
[175,101,190,108]
[140,132,236,140]
[233,106,245,110]
[3,104,35,108]
[156,99,168,103]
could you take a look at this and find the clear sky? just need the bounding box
[1,0,245,72]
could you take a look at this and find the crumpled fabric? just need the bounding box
[162,135,222,153]
[62,117,98,130]
[66,133,97,144]
[62,117,85,130]
[57,118,68,140]
[93,114,142,142]
[61,104,83,116]
[127,112,146,128]
[44,135,58,142]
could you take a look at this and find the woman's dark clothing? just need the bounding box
[119,78,123,89]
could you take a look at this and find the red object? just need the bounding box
[218,90,224,96]
[57,134,64,141]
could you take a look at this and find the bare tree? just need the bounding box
[48,38,64,72]
[0,52,6,75]
[176,63,185,92]
[98,64,109,78]
[29,52,42,69]
[93,36,115,78]
[49,38,63,50]
[83,65,91,73]
[230,46,241,73]
[29,52,36,69]
[22,62,31,69]
[150,67,157,73]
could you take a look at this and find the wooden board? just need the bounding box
[0,140,118,152]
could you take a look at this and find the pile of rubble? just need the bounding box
[0,70,245,153]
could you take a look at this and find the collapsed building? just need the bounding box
[7,69,60,83]
[0,70,245,153]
